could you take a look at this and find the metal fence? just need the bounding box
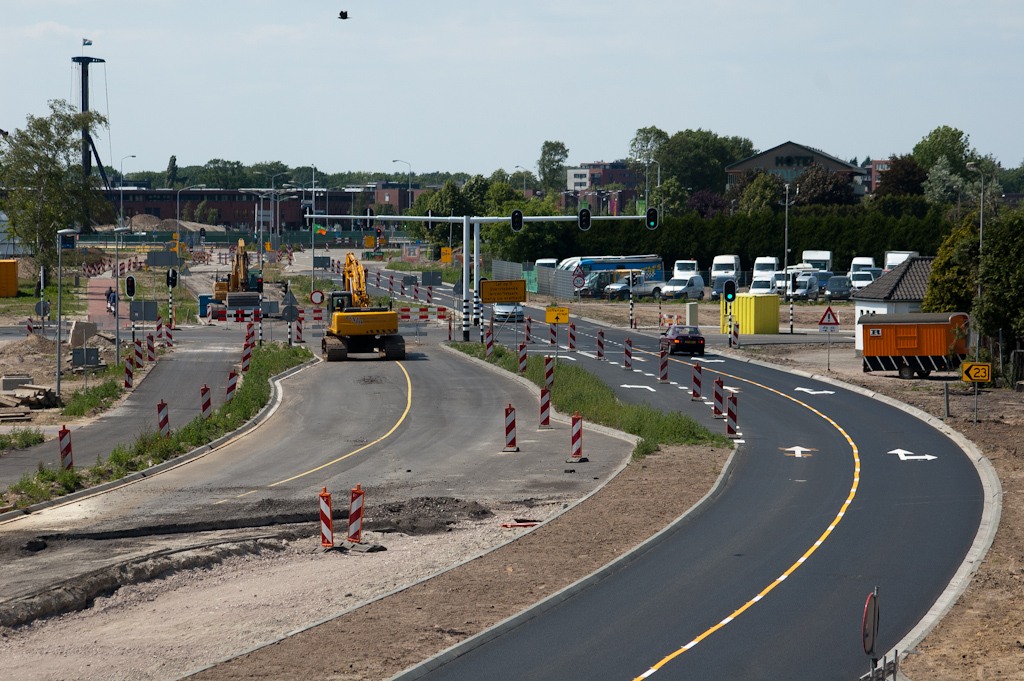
[492,259,576,300]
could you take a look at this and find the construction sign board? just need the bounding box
[961,362,991,383]
[480,279,526,303]
[441,247,453,263]
[818,306,840,333]
[545,307,569,324]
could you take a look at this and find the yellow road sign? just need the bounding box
[364,235,375,248]
[545,307,569,324]
[961,362,991,382]
[441,247,452,263]
[480,279,526,303]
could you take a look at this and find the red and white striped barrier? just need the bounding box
[503,403,519,452]
[426,286,433,305]
[597,329,605,360]
[568,411,585,462]
[241,342,252,373]
[200,383,212,420]
[727,394,738,437]
[348,484,364,543]
[400,282,406,297]
[448,317,452,342]
[147,334,156,363]
[623,337,632,370]
[156,316,164,343]
[568,323,576,352]
[388,275,394,294]
[295,318,303,342]
[58,425,73,470]
[518,343,527,373]
[692,362,703,400]
[732,321,739,348]
[714,378,725,418]
[26,318,34,336]
[226,370,238,403]
[245,322,255,346]
[544,355,554,388]
[375,271,381,288]
[539,388,551,428]
[313,308,323,322]
[661,314,682,328]
[397,307,447,322]
[659,348,669,383]
[525,316,532,343]
[485,329,493,359]
[320,487,334,547]
[134,339,144,369]
[157,399,170,438]
[124,356,133,388]
[549,322,556,345]
[165,327,174,348]
[412,284,420,301]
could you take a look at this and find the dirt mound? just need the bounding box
[1,334,58,358]
[367,497,493,535]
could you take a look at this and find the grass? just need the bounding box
[452,341,731,459]
[0,427,46,451]
[2,343,313,508]
[61,378,124,417]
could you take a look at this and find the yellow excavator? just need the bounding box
[322,253,405,361]
[213,238,254,300]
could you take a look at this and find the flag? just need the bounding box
[316,226,327,235]
[83,39,93,46]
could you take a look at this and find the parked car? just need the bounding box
[492,303,524,323]
[660,325,705,356]
[790,274,819,301]
[710,276,737,301]
[814,270,834,293]
[850,271,875,290]
[824,276,854,301]
[660,275,705,300]
[749,278,776,295]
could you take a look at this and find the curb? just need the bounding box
[709,347,1002,675]
[0,354,320,526]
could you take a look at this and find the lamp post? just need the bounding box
[967,161,985,352]
[515,165,527,196]
[176,184,207,237]
[393,159,412,211]
[119,154,135,229]
[113,225,131,366]
[652,160,661,219]
[778,184,798,272]
[55,227,80,397]
[254,171,288,248]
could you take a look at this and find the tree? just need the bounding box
[912,125,975,177]
[249,161,291,187]
[628,126,669,191]
[739,172,784,215]
[460,175,491,216]
[873,155,927,196]
[487,168,509,186]
[974,208,1024,341]
[509,168,539,195]
[686,189,727,220]
[0,99,111,281]
[657,128,756,195]
[651,177,690,217]
[999,160,1024,194]
[792,163,858,206]
[537,141,569,194]
[165,155,178,188]
[922,156,964,205]
[922,222,977,314]
[484,182,521,214]
[196,159,251,190]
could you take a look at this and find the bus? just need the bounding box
[556,254,665,282]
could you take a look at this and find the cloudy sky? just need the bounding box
[3,1,1021,177]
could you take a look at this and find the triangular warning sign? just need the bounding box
[818,306,840,325]
[573,265,585,278]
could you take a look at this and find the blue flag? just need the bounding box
[83,38,93,46]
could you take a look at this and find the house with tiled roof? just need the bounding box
[850,256,935,351]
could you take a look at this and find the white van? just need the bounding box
[535,258,558,268]
[673,259,699,278]
[847,256,875,276]
[710,255,741,283]
[752,256,780,281]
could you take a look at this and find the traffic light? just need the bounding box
[125,275,136,299]
[724,279,736,303]
[578,208,591,231]
[256,276,264,293]
[510,209,524,233]
[376,227,382,238]
[199,227,206,238]
[645,207,659,230]
[166,268,178,288]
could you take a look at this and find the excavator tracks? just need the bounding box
[322,335,348,362]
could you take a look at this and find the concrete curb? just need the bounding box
[709,347,1002,675]
[177,345,738,681]
[0,355,320,526]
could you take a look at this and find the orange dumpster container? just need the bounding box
[860,312,969,378]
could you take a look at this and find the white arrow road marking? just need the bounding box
[889,448,937,461]
[578,352,597,359]
[795,387,836,395]
[724,386,741,392]
[622,385,657,392]
[697,358,725,363]
[781,446,818,458]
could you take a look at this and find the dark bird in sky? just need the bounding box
[338,11,348,19]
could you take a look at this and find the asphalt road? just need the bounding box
[394,316,984,680]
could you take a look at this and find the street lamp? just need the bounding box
[55,227,80,397]
[778,184,798,273]
[651,160,661,219]
[393,159,412,211]
[176,184,207,237]
[515,165,527,196]
[119,154,135,229]
[113,225,131,366]
[254,170,288,245]
[967,161,984,352]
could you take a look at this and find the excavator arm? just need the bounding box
[342,252,371,307]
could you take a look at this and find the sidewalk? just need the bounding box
[85,274,122,332]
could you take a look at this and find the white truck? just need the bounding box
[801,250,833,272]
[673,259,699,278]
[752,256,780,281]
[847,256,876,276]
[884,251,918,270]
[604,269,669,300]
[710,255,741,284]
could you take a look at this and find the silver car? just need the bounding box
[492,303,524,323]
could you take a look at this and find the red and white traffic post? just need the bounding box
[544,355,554,388]
[200,384,212,420]
[732,321,740,349]
[727,394,738,437]
[348,484,364,544]
[518,343,527,373]
[539,388,551,428]
[567,411,587,463]
[157,399,170,438]
[147,334,156,363]
[165,327,174,348]
[714,377,725,418]
[485,328,494,358]
[503,403,519,452]
[319,487,333,547]
[692,362,703,400]
[525,316,532,343]
[134,338,144,369]
[156,315,164,343]
[295,318,303,343]
[623,337,632,370]
[659,348,669,383]
[241,342,252,373]
[549,322,556,345]
[568,323,576,352]
[58,425,73,470]
[225,370,238,403]
[124,356,133,388]
[596,328,605,360]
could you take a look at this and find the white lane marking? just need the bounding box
[622,385,657,392]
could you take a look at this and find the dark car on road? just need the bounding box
[824,275,854,301]
[660,325,705,356]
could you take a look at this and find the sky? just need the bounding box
[3,1,1022,178]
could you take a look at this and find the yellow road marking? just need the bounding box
[631,348,860,679]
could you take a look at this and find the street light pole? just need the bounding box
[515,165,527,196]
[310,166,317,287]
[55,228,80,397]
[779,184,798,273]
[967,161,985,352]
[652,160,661,219]
[393,159,412,211]
[119,154,135,229]
[113,225,131,366]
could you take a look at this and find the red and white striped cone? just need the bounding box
[295,319,303,342]
[375,270,381,288]
[525,316,532,343]
[692,362,703,400]
[549,322,556,345]
[241,342,252,373]
[58,425,73,470]
[567,411,587,463]
[156,316,164,343]
[413,284,419,302]
[544,355,554,388]
[659,348,669,383]
[147,334,156,363]
[165,327,174,348]
[623,337,632,370]
[388,275,394,294]
[225,370,238,403]
[348,484,364,544]
[485,329,494,359]
[503,404,519,452]
[568,323,576,352]
[134,339,144,369]
[200,383,212,420]
[157,400,170,438]
[539,388,551,428]
[714,378,726,419]
[727,394,738,437]
[518,343,527,373]
[732,321,739,349]
[26,318,33,336]
[124,356,133,388]
[426,286,433,305]
[245,322,255,345]
[319,487,334,547]
[597,329,605,360]
[400,282,406,297]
